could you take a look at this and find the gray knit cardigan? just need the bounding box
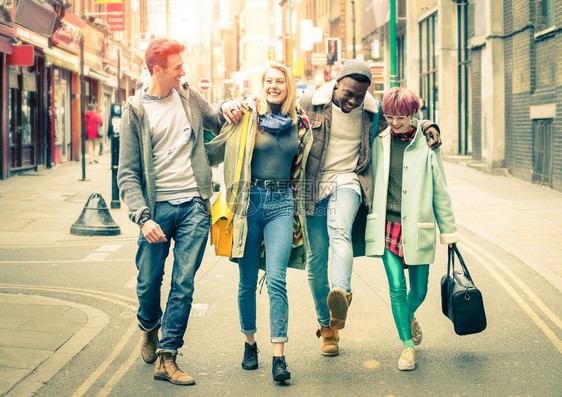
[117,85,226,225]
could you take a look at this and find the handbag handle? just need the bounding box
[229,111,250,211]
[447,244,475,284]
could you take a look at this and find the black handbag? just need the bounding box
[441,244,487,335]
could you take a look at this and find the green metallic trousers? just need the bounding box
[382,249,429,341]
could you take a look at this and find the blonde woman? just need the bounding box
[206,62,312,383]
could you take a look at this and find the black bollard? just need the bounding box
[70,193,121,236]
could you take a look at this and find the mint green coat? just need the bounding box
[365,120,460,265]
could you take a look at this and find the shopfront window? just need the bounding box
[21,92,33,145]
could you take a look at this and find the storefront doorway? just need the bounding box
[8,65,37,171]
[54,67,72,162]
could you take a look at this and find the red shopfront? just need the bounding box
[0,1,14,180]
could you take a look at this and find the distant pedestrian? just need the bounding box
[206,61,312,383]
[85,103,103,163]
[416,97,429,120]
[365,87,460,371]
[299,58,441,357]
[118,38,245,386]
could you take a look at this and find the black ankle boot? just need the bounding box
[272,356,291,382]
[241,342,259,370]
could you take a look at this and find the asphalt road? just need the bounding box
[1,224,561,397]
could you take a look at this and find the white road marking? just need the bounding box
[96,245,123,252]
[81,253,110,262]
[191,303,209,317]
[124,276,137,289]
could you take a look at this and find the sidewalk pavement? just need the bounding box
[1,152,561,395]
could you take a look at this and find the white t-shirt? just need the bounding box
[318,103,363,201]
[142,89,200,201]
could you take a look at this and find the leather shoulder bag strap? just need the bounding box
[371,100,380,146]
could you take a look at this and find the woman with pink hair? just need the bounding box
[365,87,460,371]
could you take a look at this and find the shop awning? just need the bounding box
[44,47,79,72]
[86,67,111,83]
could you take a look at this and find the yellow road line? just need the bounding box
[97,340,141,397]
[0,259,131,264]
[0,284,137,305]
[0,284,140,395]
[72,320,138,397]
[463,238,562,331]
[461,242,562,354]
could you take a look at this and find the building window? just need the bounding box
[419,13,438,123]
[533,119,553,186]
[537,0,555,31]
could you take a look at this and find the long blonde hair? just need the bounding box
[256,61,297,125]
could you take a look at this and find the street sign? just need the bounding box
[311,52,327,66]
[199,78,211,90]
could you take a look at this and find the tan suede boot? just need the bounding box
[140,324,160,364]
[154,353,195,385]
[316,326,339,356]
[327,288,353,330]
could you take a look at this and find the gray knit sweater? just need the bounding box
[117,85,226,225]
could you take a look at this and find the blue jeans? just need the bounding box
[238,186,294,343]
[135,199,210,354]
[306,188,361,327]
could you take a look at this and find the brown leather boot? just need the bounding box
[327,288,353,330]
[140,324,160,364]
[316,326,339,356]
[154,353,195,385]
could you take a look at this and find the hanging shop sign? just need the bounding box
[15,0,58,37]
[6,44,34,66]
[107,2,124,32]
[52,12,84,54]
[0,0,15,42]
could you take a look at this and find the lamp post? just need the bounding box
[79,36,87,181]
[111,48,121,209]
[389,0,397,87]
[351,0,356,59]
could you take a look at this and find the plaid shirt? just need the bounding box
[390,126,416,141]
[385,220,408,268]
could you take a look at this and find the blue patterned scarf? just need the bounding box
[257,113,293,138]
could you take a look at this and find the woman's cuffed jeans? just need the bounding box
[306,188,361,327]
[238,186,294,343]
[135,200,210,354]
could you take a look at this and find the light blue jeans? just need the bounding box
[238,186,294,343]
[306,188,361,327]
[135,199,210,354]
